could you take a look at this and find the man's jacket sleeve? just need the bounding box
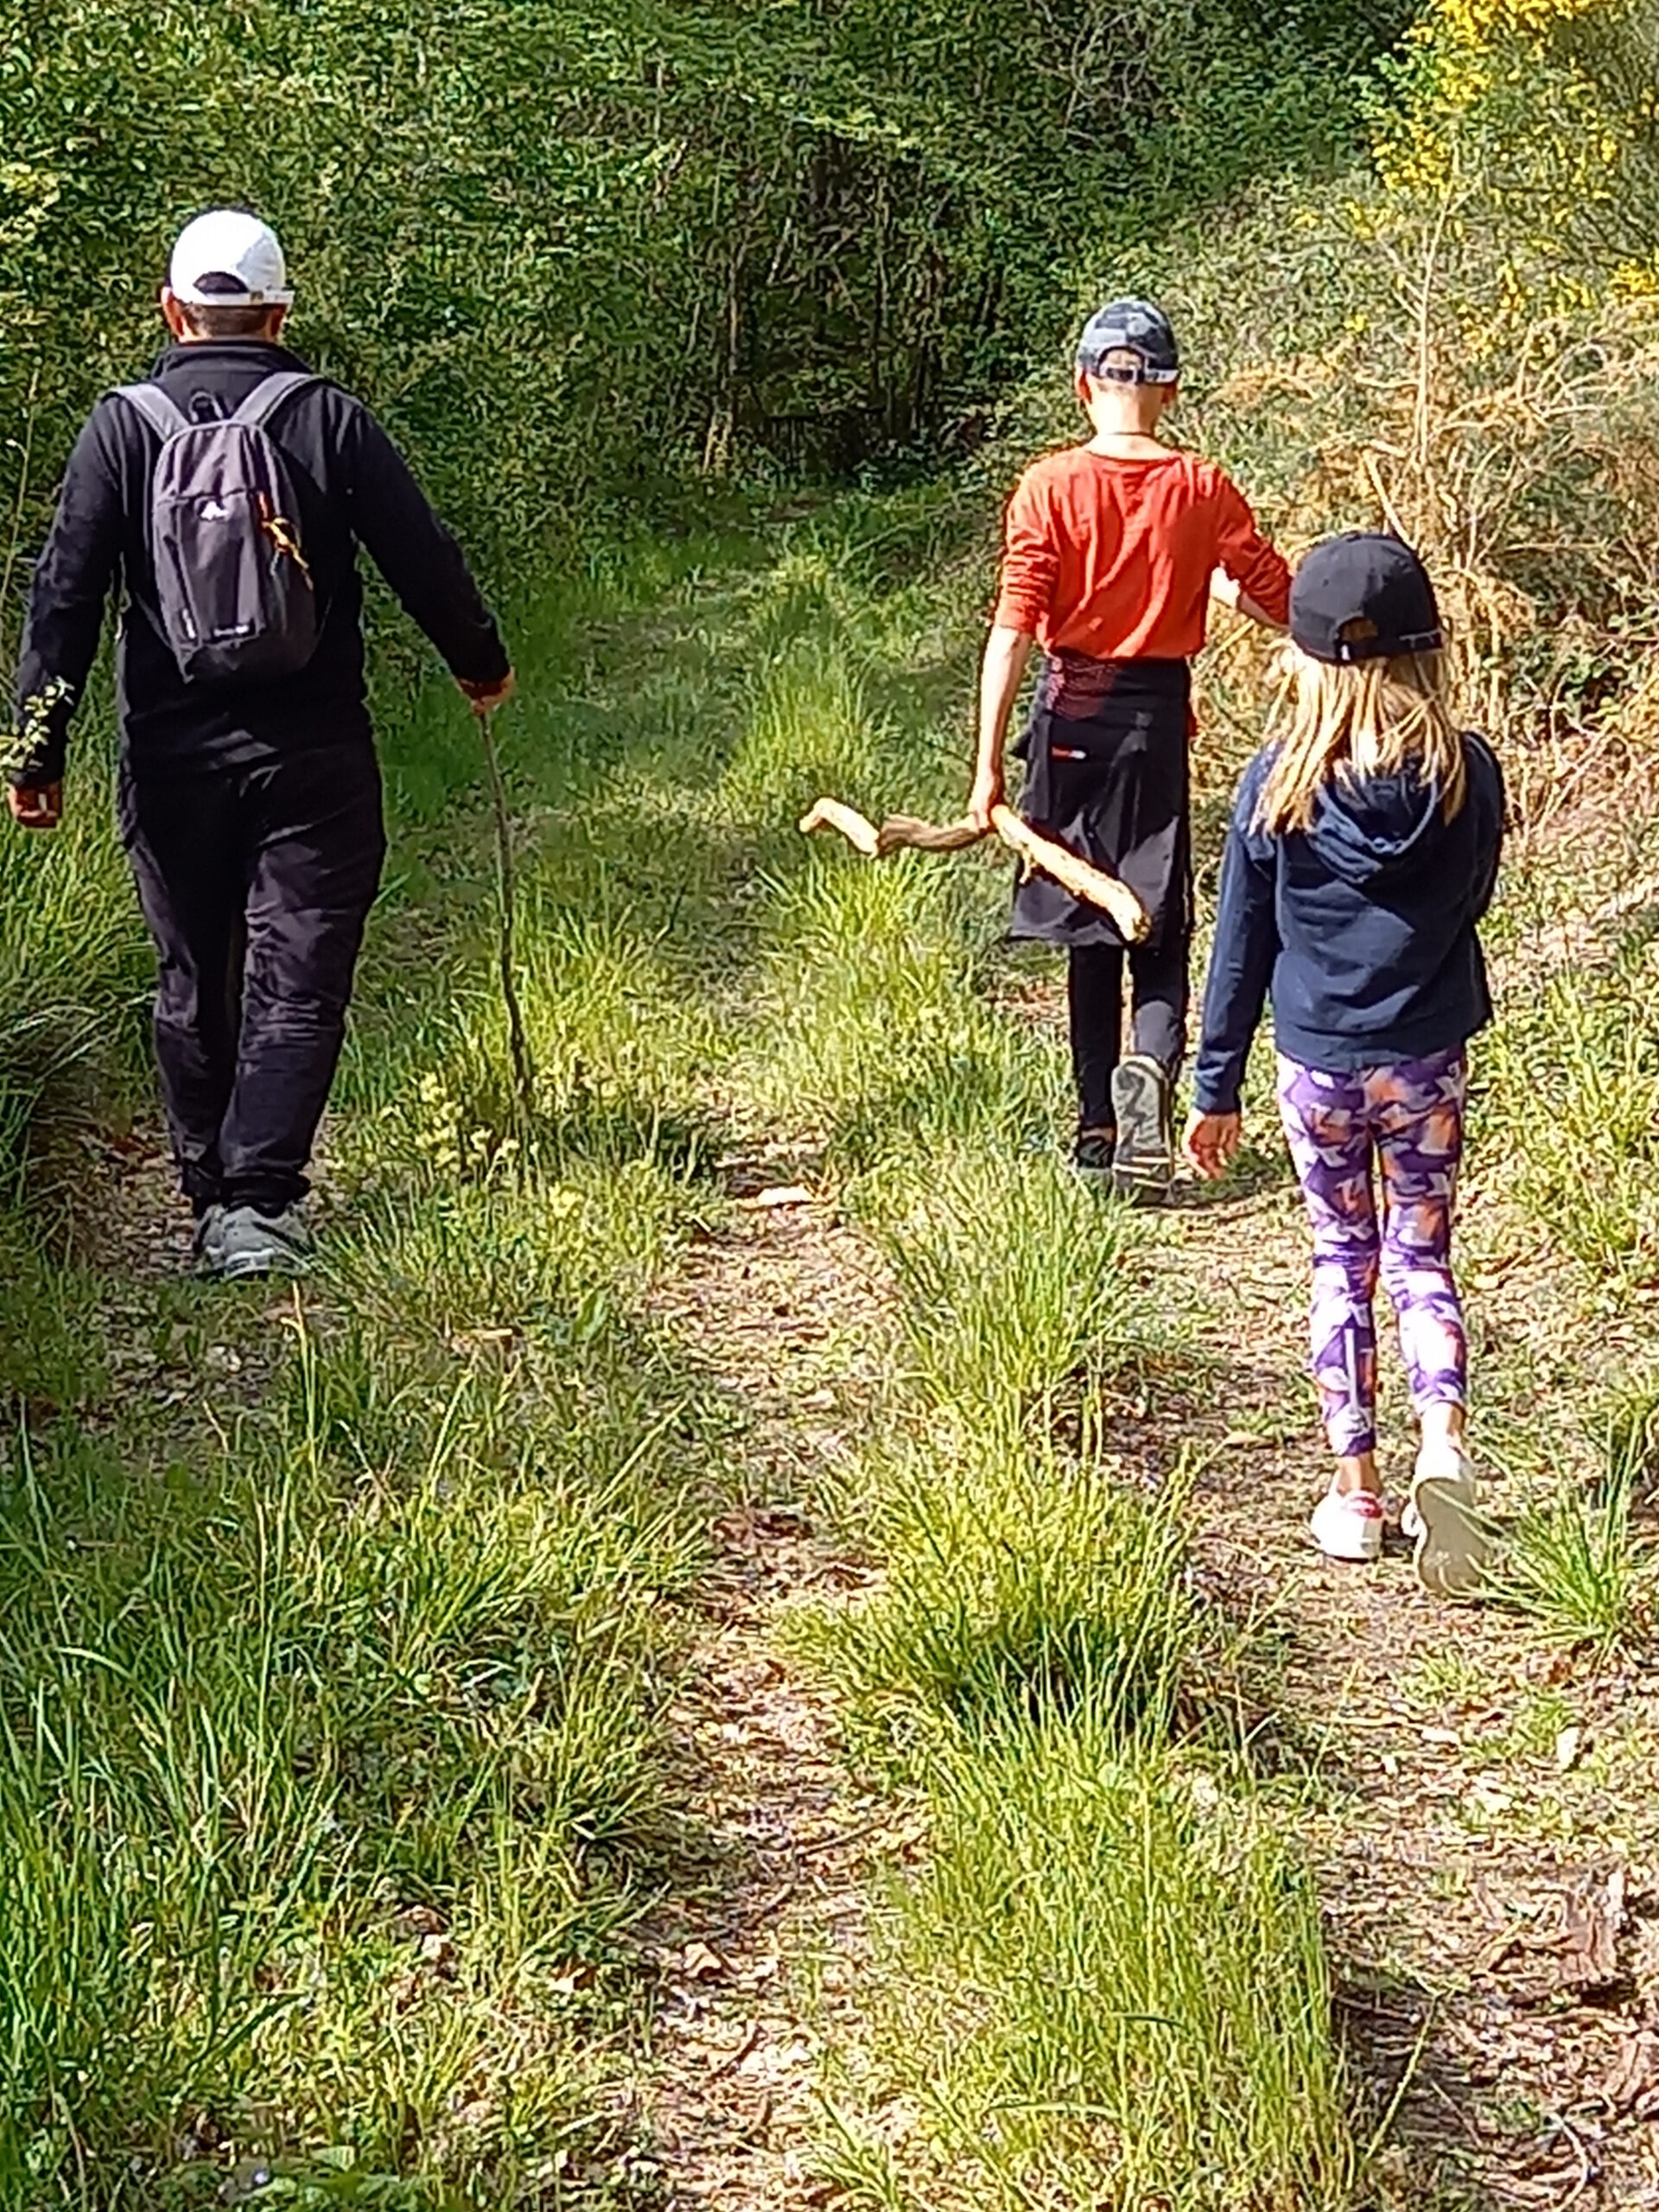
[1192,754,1281,1115]
[340,402,510,685]
[12,407,124,785]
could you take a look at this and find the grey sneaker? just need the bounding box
[1109,1054,1174,1203]
[213,1205,311,1282]
[192,1205,226,1277]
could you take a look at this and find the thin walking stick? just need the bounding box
[474,702,537,1126]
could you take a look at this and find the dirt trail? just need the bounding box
[1160,1166,1659,2210]
[637,1166,891,2210]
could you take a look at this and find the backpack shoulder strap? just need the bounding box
[114,383,191,440]
[232,370,322,431]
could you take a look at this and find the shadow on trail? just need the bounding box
[1166,1142,1297,1210]
[1333,1974,1516,2212]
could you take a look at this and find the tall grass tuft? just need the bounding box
[1490,1462,1651,1652]
[881,1147,1140,1413]
[823,1726,1356,2212]
[816,1441,1199,1758]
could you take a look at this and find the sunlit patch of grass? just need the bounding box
[1490,1464,1652,1652]
[819,1726,1357,2212]
[747,858,1052,1170]
[811,1440,1198,1761]
[879,1147,1141,1413]
[0,1316,705,2202]
[1476,944,1659,1282]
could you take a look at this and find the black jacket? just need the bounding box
[1192,732,1504,1113]
[13,340,510,782]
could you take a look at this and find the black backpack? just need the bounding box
[116,371,320,683]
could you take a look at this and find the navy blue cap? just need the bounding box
[1290,533,1444,664]
[1077,299,1180,386]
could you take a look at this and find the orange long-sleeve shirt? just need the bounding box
[992,444,1289,655]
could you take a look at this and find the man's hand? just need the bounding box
[8,782,62,831]
[459,670,516,714]
[967,766,1004,834]
[1184,1109,1242,1181]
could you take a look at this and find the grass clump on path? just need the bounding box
[823,1732,1353,2212]
[732,506,1363,2208]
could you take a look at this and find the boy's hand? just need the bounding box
[968,766,1003,833]
[8,782,62,831]
[1184,1109,1242,1181]
[1208,567,1241,611]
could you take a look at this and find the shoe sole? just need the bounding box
[1409,1477,1492,1599]
[1109,1059,1173,1203]
[218,1250,310,1283]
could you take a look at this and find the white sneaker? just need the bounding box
[1407,1441,1490,1598]
[1311,1486,1386,1563]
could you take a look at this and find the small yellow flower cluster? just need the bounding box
[407,1069,520,1182]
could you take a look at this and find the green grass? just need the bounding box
[1488,1462,1653,1651]
[0,491,1351,2209]
[820,1732,1355,2212]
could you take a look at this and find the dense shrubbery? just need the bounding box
[973,0,1659,836]
[1,0,1404,614]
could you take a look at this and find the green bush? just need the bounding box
[2,0,1408,616]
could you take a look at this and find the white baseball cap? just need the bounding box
[168,210,293,307]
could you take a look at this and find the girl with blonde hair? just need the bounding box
[1184,535,1504,1592]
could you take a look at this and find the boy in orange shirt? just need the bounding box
[969,299,1290,1198]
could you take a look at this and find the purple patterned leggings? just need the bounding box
[1275,1051,1468,1458]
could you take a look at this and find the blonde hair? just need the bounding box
[1256,645,1465,836]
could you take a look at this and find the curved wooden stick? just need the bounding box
[988,804,1151,944]
[798,796,880,856]
[799,794,1151,943]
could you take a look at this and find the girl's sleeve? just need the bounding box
[1192,759,1281,1114]
[1466,732,1505,921]
[1213,471,1291,626]
[991,465,1058,636]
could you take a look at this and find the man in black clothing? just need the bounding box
[11,209,512,1279]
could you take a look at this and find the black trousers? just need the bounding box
[1068,931,1190,1131]
[118,744,385,1215]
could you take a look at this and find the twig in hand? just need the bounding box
[474,704,537,1127]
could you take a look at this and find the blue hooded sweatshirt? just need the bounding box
[1191,732,1504,1114]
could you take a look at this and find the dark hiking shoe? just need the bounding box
[1109,1054,1174,1203]
[212,1204,312,1282]
[1072,1127,1118,1179]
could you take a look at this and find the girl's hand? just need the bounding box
[1184,1109,1242,1181]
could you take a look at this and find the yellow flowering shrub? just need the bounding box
[1371,0,1659,302]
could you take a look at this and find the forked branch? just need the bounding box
[799,796,1151,943]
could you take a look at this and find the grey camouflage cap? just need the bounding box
[1077,298,1180,386]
